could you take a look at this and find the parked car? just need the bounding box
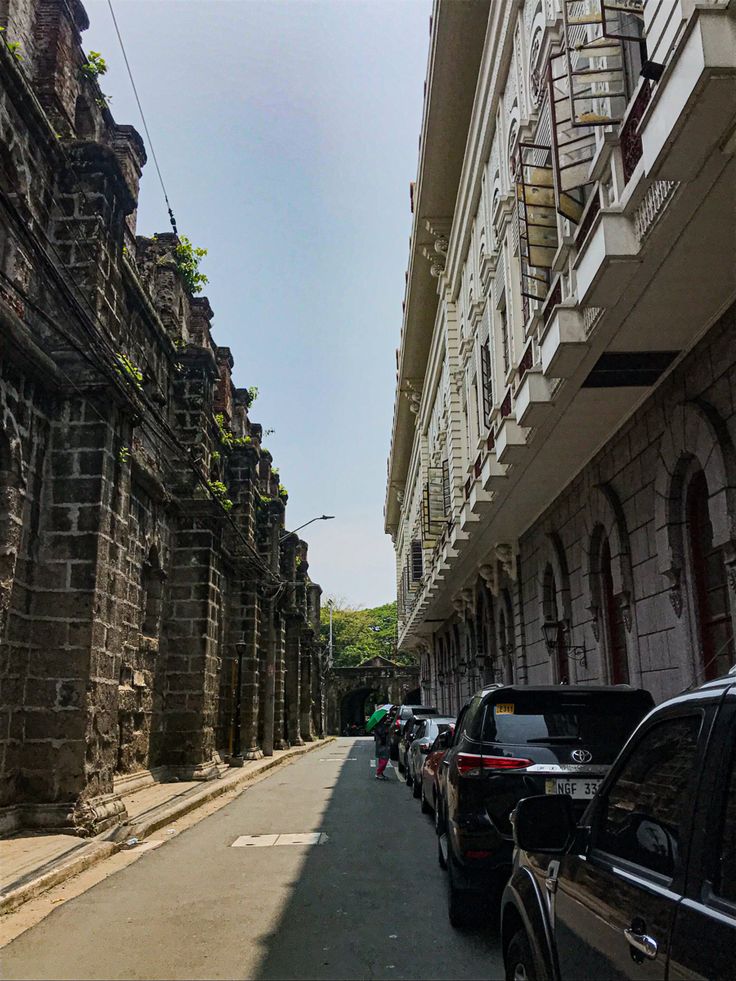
[436,684,654,927]
[398,712,441,773]
[502,668,736,980]
[405,717,455,795]
[420,725,455,814]
[386,704,438,762]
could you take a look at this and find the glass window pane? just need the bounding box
[597,715,701,877]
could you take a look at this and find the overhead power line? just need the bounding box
[106,0,178,235]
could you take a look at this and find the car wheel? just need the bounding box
[405,764,412,786]
[505,929,538,981]
[420,783,431,814]
[447,850,480,929]
[412,775,421,799]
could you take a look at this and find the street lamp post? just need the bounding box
[279,514,335,543]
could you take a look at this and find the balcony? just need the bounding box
[574,210,639,306]
[480,450,507,492]
[540,306,588,378]
[515,370,553,428]
[641,6,736,184]
[494,416,528,465]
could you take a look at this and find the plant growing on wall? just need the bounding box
[245,386,259,407]
[115,352,144,393]
[206,479,233,511]
[214,413,252,450]
[79,50,108,79]
[0,28,23,61]
[278,484,288,500]
[175,236,208,294]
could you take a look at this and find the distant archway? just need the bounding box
[339,686,386,734]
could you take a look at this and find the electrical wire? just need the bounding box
[106,0,178,235]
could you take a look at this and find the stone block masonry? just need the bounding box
[0,0,323,836]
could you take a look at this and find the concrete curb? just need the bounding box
[0,737,335,915]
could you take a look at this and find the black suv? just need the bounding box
[435,684,654,927]
[502,670,736,981]
[386,704,437,762]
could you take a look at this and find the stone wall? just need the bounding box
[0,0,323,835]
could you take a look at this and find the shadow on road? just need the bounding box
[253,737,503,981]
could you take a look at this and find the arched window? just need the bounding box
[600,538,629,684]
[543,564,568,683]
[686,470,734,680]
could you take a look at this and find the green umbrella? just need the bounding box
[365,707,388,733]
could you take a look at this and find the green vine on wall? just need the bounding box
[115,352,144,392]
[175,236,208,294]
[214,413,251,449]
[206,479,234,511]
[79,50,108,79]
[0,28,23,61]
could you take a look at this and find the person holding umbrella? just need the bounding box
[366,705,391,780]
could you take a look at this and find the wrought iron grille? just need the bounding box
[410,539,423,582]
[561,1,634,128]
[480,339,494,425]
[422,466,447,545]
[516,142,558,317]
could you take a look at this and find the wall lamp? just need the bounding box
[542,619,586,665]
[279,514,335,543]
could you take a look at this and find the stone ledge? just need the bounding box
[0,737,334,916]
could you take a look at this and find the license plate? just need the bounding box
[545,778,601,799]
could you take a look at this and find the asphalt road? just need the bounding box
[2,738,503,980]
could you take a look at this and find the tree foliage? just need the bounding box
[319,598,416,667]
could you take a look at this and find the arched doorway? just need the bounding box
[339,687,386,734]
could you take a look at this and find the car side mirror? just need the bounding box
[513,794,577,854]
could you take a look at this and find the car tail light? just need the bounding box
[456,753,532,776]
[464,850,492,860]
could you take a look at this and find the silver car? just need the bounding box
[405,717,455,797]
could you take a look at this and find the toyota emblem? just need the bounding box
[571,749,592,763]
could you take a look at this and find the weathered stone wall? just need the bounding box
[0,0,322,834]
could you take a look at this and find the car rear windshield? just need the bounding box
[470,691,653,751]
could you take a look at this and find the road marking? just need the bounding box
[231,833,327,847]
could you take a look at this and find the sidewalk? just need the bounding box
[0,738,334,915]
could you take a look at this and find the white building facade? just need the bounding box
[386,0,736,715]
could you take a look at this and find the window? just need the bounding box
[141,546,164,638]
[600,538,630,684]
[687,470,734,680]
[596,715,701,878]
[500,307,510,376]
[715,738,736,904]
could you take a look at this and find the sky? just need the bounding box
[85,0,431,608]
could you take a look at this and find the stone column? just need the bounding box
[285,615,303,746]
[235,583,262,760]
[260,597,276,757]
[158,516,221,780]
[272,613,287,749]
[299,640,314,742]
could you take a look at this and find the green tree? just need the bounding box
[319,598,416,667]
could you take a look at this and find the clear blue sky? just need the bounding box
[85,0,431,608]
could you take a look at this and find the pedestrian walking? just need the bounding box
[373,718,390,779]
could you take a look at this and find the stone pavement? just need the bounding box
[1,739,333,915]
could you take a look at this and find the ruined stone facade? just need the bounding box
[0,0,323,835]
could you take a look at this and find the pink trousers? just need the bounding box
[376,757,389,776]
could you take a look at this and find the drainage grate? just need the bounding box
[231,833,327,847]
